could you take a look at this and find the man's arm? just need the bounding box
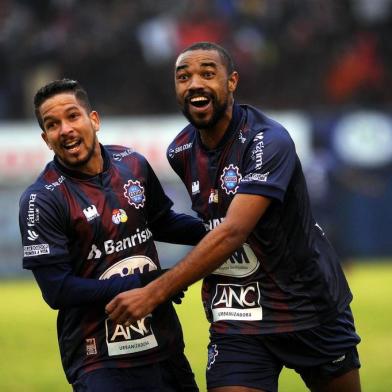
[105,193,271,324]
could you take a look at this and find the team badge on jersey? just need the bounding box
[220,164,242,195]
[112,208,128,224]
[123,180,145,209]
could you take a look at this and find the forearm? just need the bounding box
[149,221,247,304]
[151,209,206,245]
[33,264,143,309]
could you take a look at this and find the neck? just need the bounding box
[199,107,233,150]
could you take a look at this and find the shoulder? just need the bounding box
[243,105,295,152]
[167,124,196,161]
[104,144,149,166]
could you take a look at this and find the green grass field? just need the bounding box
[0,261,391,391]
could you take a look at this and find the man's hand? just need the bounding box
[105,286,157,325]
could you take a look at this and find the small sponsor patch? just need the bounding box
[83,205,100,222]
[86,338,97,355]
[23,244,50,257]
[112,209,128,224]
[124,180,145,209]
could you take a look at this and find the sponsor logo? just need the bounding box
[26,194,39,227]
[86,338,97,355]
[204,217,225,231]
[315,222,326,236]
[88,244,102,259]
[23,244,50,257]
[211,282,262,321]
[241,172,269,183]
[238,130,246,144]
[99,256,157,279]
[87,228,153,260]
[168,142,193,158]
[251,132,264,170]
[105,315,158,356]
[123,180,145,209]
[112,148,134,161]
[332,355,346,364]
[192,181,200,195]
[45,175,66,191]
[212,243,260,277]
[112,209,128,224]
[27,230,39,241]
[207,344,218,370]
[83,205,100,222]
[101,257,159,356]
[220,164,242,195]
[208,188,219,204]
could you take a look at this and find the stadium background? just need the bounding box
[0,0,391,391]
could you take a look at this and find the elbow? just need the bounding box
[219,222,249,250]
[42,292,62,310]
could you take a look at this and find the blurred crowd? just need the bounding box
[0,0,391,119]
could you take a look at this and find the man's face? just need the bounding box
[39,93,100,171]
[174,49,238,130]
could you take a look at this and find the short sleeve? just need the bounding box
[143,158,174,224]
[238,126,297,202]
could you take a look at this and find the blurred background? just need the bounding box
[1,0,392,276]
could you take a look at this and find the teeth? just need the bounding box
[190,96,208,102]
[64,141,79,149]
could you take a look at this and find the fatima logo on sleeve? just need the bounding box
[220,164,242,195]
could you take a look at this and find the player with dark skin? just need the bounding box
[106,44,361,392]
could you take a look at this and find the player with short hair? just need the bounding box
[19,78,205,391]
[106,42,362,391]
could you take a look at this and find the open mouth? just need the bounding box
[189,95,211,109]
[63,139,81,151]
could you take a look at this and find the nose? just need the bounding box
[59,120,74,135]
[188,75,205,91]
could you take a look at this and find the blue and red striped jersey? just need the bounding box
[167,104,352,335]
[19,144,186,382]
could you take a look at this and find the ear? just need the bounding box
[228,71,239,93]
[41,131,52,150]
[90,111,100,132]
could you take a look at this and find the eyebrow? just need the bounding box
[42,105,80,123]
[175,61,218,73]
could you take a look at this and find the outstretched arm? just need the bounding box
[105,193,271,324]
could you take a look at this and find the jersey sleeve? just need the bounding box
[238,126,296,202]
[19,186,70,270]
[143,157,174,225]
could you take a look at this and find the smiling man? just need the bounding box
[19,79,205,391]
[106,42,362,392]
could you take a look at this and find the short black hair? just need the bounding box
[179,42,235,74]
[34,78,91,130]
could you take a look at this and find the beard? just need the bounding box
[181,96,229,130]
[60,133,98,170]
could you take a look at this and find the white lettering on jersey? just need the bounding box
[23,244,50,257]
[105,315,158,356]
[212,243,260,278]
[211,282,262,321]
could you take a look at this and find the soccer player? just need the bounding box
[18,79,205,391]
[106,42,362,392]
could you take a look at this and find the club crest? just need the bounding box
[220,164,242,195]
[123,180,145,209]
